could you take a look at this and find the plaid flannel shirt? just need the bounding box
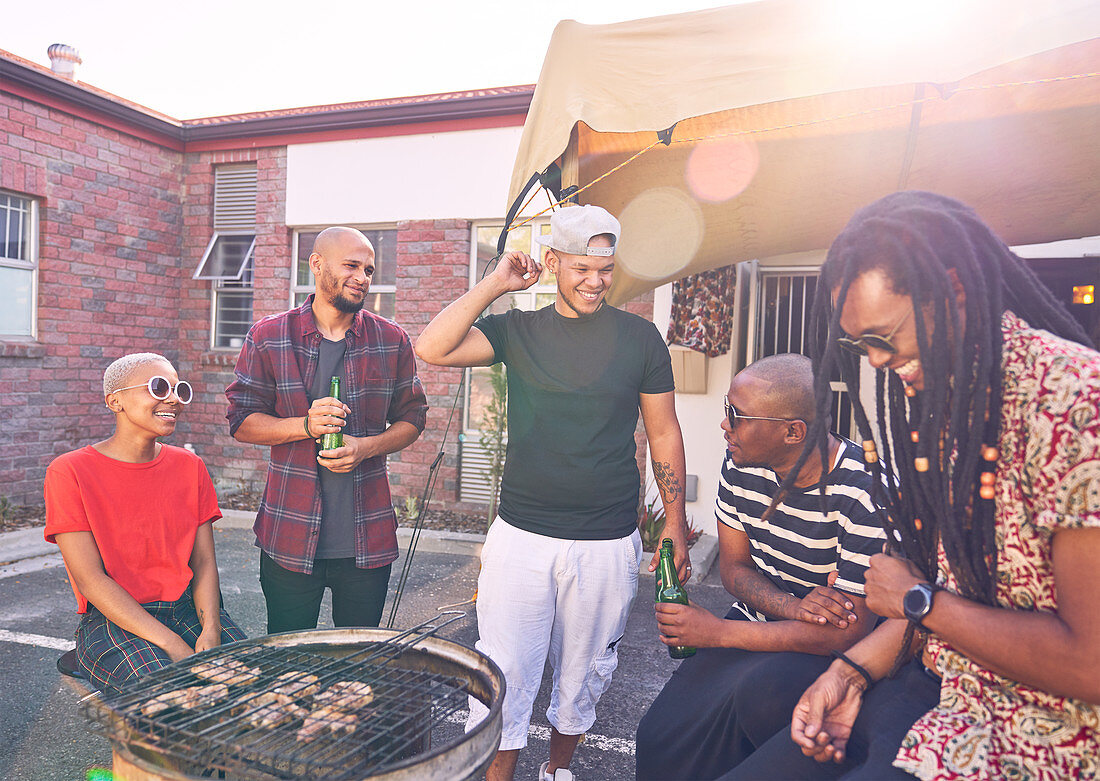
[226,296,428,574]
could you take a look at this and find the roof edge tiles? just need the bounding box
[0,48,534,147]
[180,86,535,141]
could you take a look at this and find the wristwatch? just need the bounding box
[902,582,938,627]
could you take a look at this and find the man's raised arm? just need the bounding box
[416,251,541,368]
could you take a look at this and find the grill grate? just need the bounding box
[82,616,474,780]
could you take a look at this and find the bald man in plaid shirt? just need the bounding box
[226,227,427,633]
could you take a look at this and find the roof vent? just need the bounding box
[47,44,82,79]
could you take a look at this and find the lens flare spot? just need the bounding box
[616,188,703,281]
[685,136,759,203]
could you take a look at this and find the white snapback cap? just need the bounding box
[535,205,620,257]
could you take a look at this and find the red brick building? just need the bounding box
[0,47,660,516]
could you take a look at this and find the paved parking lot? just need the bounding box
[0,522,724,781]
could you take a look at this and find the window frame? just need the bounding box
[464,218,553,433]
[193,231,257,281]
[0,191,39,339]
[204,164,257,350]
[289,225,399,316]
[209,254,255,350]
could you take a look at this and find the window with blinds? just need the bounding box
[459,219,551,503]
[199,165,257,349]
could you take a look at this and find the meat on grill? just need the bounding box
[240,691,310,729]
[296,705,359,742]
[190,658,262,686]
[295,681,374,743]
[313,681,374,709]
[141,683,229,716]
[272,671,320,697]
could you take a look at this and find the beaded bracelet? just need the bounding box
[831,650,875,689]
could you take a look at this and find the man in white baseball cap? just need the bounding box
[417,204,691,781]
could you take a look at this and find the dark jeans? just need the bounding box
[635,609,832,781]
[76,590,246,695]
[720,660,940,780]
[259,551,392,633]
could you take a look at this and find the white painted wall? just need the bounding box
[651,283,733,537]
[285,125,525,225]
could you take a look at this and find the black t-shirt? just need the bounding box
[474,304,674,540]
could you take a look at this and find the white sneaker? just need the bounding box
[538,760,575,781]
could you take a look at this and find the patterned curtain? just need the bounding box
[665,265,737,357]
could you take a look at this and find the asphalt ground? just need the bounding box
[0,522,725,781]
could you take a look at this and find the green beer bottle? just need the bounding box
[656,538,696,659]
[320,376,343,450]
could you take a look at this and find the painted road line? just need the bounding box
[0,629,75,651]
[444,710,635,756]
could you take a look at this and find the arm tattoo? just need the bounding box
[197,607,206,625]
[653,460,683,503]
[734,573,798,620]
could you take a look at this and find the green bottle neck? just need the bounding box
[657,549,678,588]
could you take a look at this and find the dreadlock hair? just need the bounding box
[780,191,1092,667]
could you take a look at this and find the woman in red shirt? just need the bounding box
[45,352,245,693]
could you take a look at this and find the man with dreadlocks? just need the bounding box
[724,191,1100,781]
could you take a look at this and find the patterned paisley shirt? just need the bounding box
[895,312,1100,780]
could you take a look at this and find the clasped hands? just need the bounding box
[305,397,376,473]
[791,551,928,764]
[655,570,858,649]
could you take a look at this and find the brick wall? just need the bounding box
[0,93,183,504]
[389,219,473,512]
[0,88,658,519]
[174,149,289,494]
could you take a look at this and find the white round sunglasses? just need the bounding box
[111,375,193,405]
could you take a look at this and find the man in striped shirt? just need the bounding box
[635,354,885,780]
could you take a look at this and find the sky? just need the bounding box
[5,0,739,119]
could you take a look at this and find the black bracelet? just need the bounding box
[831,650,875,689]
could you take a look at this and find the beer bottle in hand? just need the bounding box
[320,376,343,450]
[656,538,696,659]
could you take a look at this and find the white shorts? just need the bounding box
[466,518,641,750]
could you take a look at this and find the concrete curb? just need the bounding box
[0,527,53,565]
[0,515,720,581]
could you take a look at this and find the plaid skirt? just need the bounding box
[75,589,246,694]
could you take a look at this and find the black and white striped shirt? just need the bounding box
[716,438,885,622]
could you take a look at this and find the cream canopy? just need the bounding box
[507,0,1100,305]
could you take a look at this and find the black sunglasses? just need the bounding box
[112,375,193,405]
[836,306,913,356]
[724,398,801,427]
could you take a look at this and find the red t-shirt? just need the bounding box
[44,444,221,613]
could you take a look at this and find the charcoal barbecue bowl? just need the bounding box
[93,627,505,781]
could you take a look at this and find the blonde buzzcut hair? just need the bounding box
[103,352,172,396]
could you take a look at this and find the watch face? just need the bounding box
[904,583,932,621]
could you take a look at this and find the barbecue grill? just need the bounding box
[81,613,504,780]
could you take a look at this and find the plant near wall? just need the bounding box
[638,481,703,553]
[395,496,420,525]
[478,362,508,532]
[638,486,668,552]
